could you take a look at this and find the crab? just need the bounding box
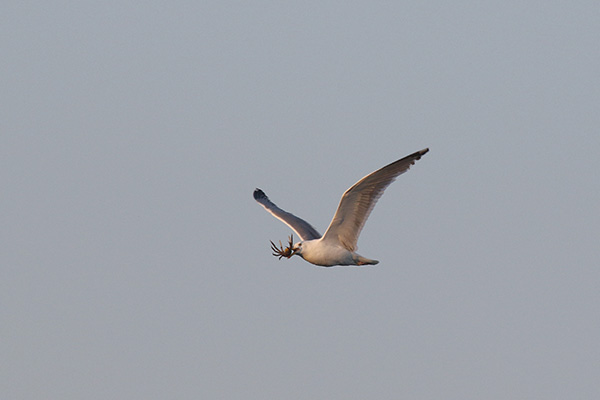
[270,234,296,259]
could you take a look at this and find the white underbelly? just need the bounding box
[302,244,356,266]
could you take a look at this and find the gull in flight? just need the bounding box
[253,148,429,267]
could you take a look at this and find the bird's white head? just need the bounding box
[292,241,303,256]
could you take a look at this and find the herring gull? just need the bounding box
[253,148,429,266]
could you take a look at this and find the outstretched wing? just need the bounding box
[321,148,429,251]
[253,188,321,241]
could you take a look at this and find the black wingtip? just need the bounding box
[253,188,266,200]
[413,148,429,160]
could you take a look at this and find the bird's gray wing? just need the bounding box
[321,148,429,251]
[253,188,321,241]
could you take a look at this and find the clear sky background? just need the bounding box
[2,1,599,399]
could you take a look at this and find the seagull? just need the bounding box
[253,148,429,267]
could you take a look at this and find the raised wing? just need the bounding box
[321,148,429,251]
[253,188,321,241]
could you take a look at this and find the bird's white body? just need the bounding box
[293,238,378,267]
[254,148,429,267]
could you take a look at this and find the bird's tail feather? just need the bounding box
[356,256,379,265]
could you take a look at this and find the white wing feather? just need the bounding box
[321,148,429,251]
[253,189,321,241]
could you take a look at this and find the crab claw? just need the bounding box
[269,234,295,259]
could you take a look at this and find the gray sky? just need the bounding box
[2,1,599,399]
